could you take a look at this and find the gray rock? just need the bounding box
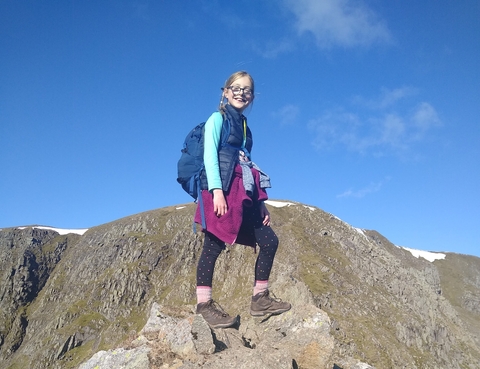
[191,314,215,354]
[78,346,150,369]
[140,302,194,356]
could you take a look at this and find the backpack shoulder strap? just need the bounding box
[219,113,231,148]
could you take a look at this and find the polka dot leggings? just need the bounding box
[196,225,279,287]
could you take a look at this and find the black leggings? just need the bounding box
[196,225,279,287]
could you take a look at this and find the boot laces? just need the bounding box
[206,300,229,317]
[264,290,283,303]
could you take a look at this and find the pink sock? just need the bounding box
[196,286,212,304]
[253,280,268,296]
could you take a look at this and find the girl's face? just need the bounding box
[223,76,254,113]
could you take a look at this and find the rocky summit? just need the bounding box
[1,200,479,369]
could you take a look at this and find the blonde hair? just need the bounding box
[219,71,255,114]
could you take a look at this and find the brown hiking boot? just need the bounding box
[196,300,237,329]
[250,290,291,317]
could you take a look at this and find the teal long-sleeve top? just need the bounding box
[203,111,247,191]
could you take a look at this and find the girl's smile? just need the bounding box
[224,76,254,113]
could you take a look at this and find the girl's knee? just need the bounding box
[264,230,279,247]
[258,233,279,254]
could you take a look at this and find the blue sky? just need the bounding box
[1,0,479,257]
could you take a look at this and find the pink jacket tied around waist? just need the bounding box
[194,164,268,246]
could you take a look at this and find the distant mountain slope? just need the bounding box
[1,201,479,369]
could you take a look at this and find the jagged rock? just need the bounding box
[240,304,334,369]
[0,227,78,363]
[1,310,27,357]
[78,346,151,369]
[80,302,335,369]
[202,349,293,369]
[190,315,215,355]
[462,291,480,313]
[140,302,195,357]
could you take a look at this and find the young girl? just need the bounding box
[194,71,291,328]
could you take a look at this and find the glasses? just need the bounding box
[227,86,253,96]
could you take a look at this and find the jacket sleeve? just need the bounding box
[203,112,223,191]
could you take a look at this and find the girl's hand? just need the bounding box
[260,202,271,226]
[213,189,227,217]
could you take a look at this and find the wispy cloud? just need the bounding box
[353,87,418,110]
[308,88,442,155]
[411,102,442,140]
[283,0,391,48]
[337,177,391,198]
[251,39,294,59]
[272,104,300,126]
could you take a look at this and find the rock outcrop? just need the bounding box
[79,301,342,369]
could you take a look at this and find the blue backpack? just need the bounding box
[176,116,230,230]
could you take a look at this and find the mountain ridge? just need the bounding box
[1,200,479,368]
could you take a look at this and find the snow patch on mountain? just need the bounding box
[17,226,88,236]
[400,246,446,262]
